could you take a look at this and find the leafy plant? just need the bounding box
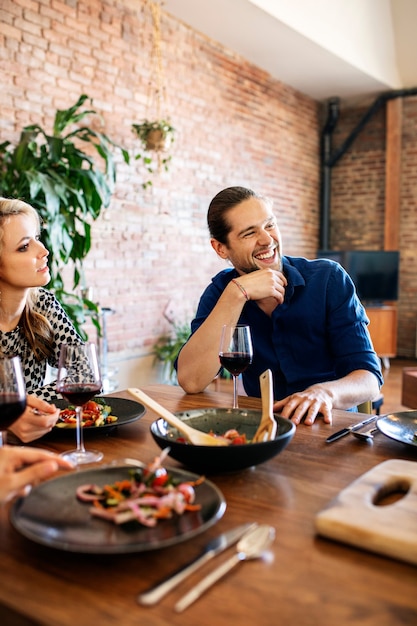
[0,94,129,338]
[132,119,175,189]
[153,322,189,382]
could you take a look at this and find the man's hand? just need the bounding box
[273,386,334,425]
[237,269,287,303]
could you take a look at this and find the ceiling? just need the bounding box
[163,0,417,103]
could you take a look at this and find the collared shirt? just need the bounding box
[188,256,383,400]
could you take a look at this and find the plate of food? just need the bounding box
[376,411,417,448]
[10,459,226,553]
[51,396,146,434]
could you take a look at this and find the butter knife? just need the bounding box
[326,414,377,443]
[137,523,256,606]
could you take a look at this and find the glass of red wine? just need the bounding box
[56,343,103,465]
[0,356,27,446]
[219,324,253,409]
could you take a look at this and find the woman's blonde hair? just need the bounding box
[0,198,54,360]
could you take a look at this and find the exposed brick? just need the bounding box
[13,0,38,10]
[0,22,22,40]
[330,99,417,356]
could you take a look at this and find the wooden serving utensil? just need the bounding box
[252,370,277,443]
[127,388,230,446]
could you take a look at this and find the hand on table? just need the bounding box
[273,387,333,426]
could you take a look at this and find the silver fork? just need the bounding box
[352,425,379,442]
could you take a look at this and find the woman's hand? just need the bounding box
[0,445,73,503]
[9,395,60,443]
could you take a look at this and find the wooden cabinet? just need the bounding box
[366,306,397,359]
[402,368,417,408]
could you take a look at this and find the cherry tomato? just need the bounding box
[230,436,246,445]
[151,468,169,488]
[84,401,100,413]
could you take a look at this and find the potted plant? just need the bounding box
[0,94,129,338]
[153,322,189,384]
[132,119,175,188]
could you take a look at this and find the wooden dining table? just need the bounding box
[1,384,417,626]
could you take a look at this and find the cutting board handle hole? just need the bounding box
[373,479,410,507]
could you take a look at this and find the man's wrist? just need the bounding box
[231,278,250,301]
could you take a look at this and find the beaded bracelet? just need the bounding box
[231,278,250,301]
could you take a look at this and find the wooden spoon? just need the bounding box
[252,369,277,443]
[127,388,230,446]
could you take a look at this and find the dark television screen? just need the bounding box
[317,250,400,303]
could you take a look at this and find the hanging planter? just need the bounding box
[132,119,174,151]
[146,129,164,150]
[132,1,175,189]
[132,119,175,188]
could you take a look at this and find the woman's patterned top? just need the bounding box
[0,288,83,401]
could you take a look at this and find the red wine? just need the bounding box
[57,383,101,407]
[219,353,252,376]
[0,393,27,429]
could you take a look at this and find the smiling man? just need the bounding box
[176,186,383,427]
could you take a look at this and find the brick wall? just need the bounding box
[398,98,417,357]
[330,97,417,357]
[1,0,415,382]
[330,104,386,249]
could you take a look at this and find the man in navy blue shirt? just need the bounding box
[177,187,383,426]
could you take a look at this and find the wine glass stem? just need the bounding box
[75,406,86,453]
[0,431,5,447]
[232,375,239,409]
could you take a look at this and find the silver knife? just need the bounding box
[137,522,256,606]
[326,414,377,443]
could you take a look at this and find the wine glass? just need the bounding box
[219,324,253,409]
[0,356,27,446]
[56,343,103,465]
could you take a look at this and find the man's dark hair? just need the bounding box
[207,186,264,244]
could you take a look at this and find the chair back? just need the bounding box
[357,400,372,414]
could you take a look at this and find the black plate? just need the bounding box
[10,465,226,553]
[52,396,146,434]
[377,411,417,448]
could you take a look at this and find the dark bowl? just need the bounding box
[150,407,295,473]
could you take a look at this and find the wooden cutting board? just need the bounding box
[315,459,417,566]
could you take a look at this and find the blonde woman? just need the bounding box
[0,198,83,441]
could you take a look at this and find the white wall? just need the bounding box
[250,0,400,87]
[163,0,406,99]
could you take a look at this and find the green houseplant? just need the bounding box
[153,322,189,384]
[0,94,129,338]
[132,119,175,188]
